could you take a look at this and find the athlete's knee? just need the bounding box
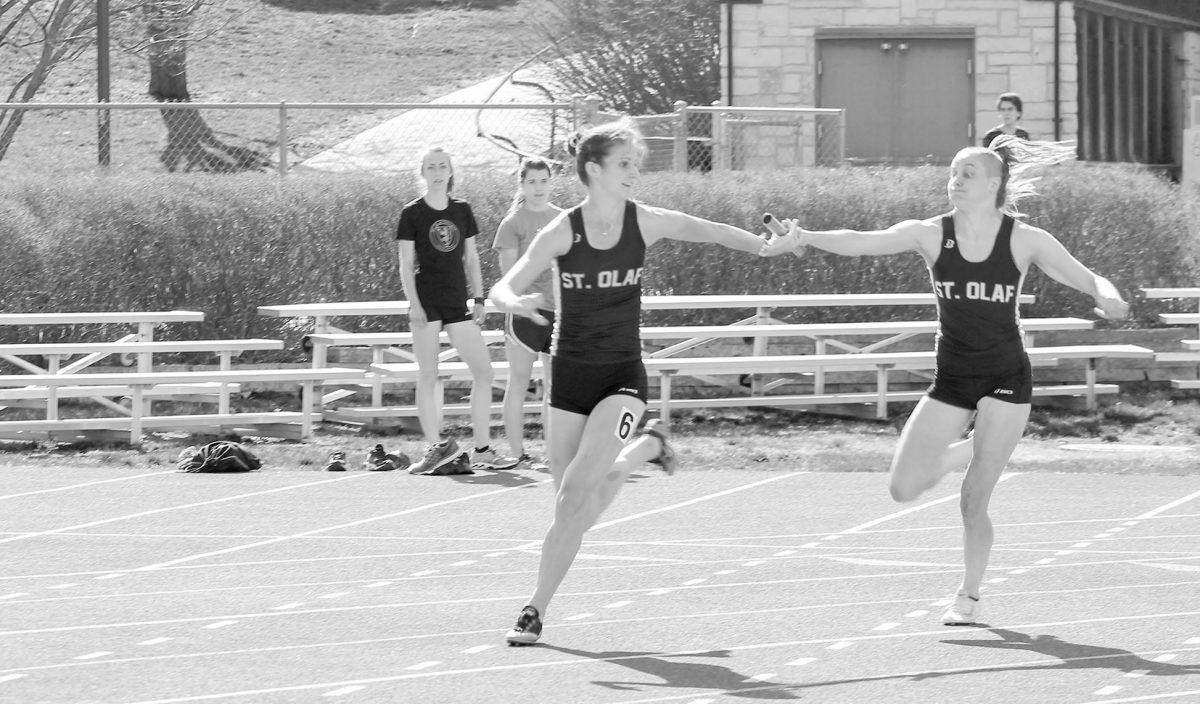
[554,479,594,522]
[889,478,923,503]
[958,482,995,524]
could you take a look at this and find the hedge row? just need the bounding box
[0,164,1196,354]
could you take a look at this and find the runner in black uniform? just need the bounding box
[761,136,1129,626]
[490,119,769,645]
[492,159,562,468]
[397,147,518,475]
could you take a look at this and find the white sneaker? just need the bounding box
[471,447,519,470]
[941,594,982,625]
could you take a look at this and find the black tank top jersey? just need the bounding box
[551,201,645,363]
[930,214,1027,374]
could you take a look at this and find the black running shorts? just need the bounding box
[506,310,555,355]
[550,356,647,416]
[421,302,471,326]
[927,356,1033,410]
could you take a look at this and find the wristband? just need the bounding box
[473,297,486,305]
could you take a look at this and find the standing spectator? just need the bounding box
[492,158,562,469]
[397,147,518,475]
[981,92,1031,147]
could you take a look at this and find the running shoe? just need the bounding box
[641,418,679,476]
[364,444,397,472]
[324,450,347,472]
[421,452,474,476]
[505,605,543,646]
[406,438,460,475]
[472,447,520,470]
[941,593,982,625]
[519,453,550,472]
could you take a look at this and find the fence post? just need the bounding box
[277,102,289,177]
[712,110,730,171]
[672,101,689,173]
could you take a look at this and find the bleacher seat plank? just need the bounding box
[1171,379,1200,389]
[0,311,205,325]
[0,339,283,355]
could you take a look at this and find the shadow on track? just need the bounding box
[541,645,799,699]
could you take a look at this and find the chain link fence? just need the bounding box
[0,100,844,177]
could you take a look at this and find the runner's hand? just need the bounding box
[759,218,802,258]
[1093,294,1129,321]
[509,293,549,325]
[472,299,487,325]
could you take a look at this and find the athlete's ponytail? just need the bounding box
[984,135,1076,216]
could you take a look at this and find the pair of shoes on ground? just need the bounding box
[517,453,550,472]
[406,438,518,476]
[324,445,408,472]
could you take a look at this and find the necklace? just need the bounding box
[592,205,623,238]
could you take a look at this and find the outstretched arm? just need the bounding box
[1023,227,1129,319]
[488,215,570,325]
[636,205,765,253]
[761,218,936,259]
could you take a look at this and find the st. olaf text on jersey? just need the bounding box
[560,267,644,290]
[932,281,1017,303]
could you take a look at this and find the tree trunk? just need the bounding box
[146,0,269,172]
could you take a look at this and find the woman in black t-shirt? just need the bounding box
[396,147,517,475]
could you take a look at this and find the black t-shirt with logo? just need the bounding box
[395,197,478,306]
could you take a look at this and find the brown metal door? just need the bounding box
[819,36,973,163]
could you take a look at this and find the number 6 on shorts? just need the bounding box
[615,407,639,443]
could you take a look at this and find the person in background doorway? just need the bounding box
[981,92,1031,147]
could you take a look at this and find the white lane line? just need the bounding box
[603,601,633,609]
[1073,542,1093,548]
[13,625,1200,698]
[1036,558,1057,564]
[1108,528,1127,533]
[1137,488,1200,519]
[48,583,79,590]
[364,581,392,589]
[713,570,736,575]
[138,638,173,646]
[563,613,594,621]
[411,570,437,577]
[135,481,542,571]
[1008,569,1029,575]
[7,577,1198,639]
[592,472,809,531]
[404,661,441,671]
[449,560,476,567]
[681,578,708,586]
[1079,691,1200,704]
[827,641,854,650]
[0,471,175,501]
[1094,685,1123,696]
[202,621,238,630]
[821,535,840,541]
[1186,637,1200,645]
[321,685,366,697]
[317,592,350,600]
[485,552,508,558]
[461,645,493,654]
[903,610,929,618]
[872,623,900,631]
[95,574,124,580]
[271,603,304,611]
[801,542,821,548]
[1124,670,1149,678]
[839,474,1021,536]
[0,674,27,683]
[773,550,796,557]
[684,699,715,704]
[0,475,364,546]
[785,657,817,667]
[0,593,29,600]
[985,578,1008,584]
[1153,653,1178,662]
[744,673,776,682]
[1122,521,1140,527]
[74,651,112,660]
[742,560,766,567]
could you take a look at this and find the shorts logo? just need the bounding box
[993,388,1013,395]
[429,220,461,253]
[615,407,638,442]
[944,239,956,249]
